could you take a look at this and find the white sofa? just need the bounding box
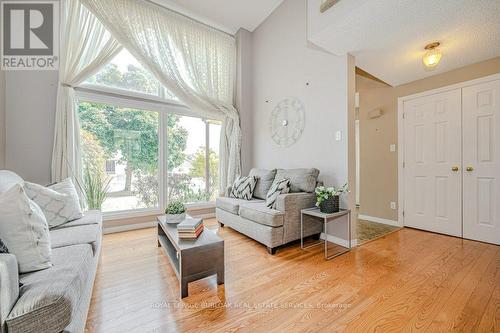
[0,170,102,333]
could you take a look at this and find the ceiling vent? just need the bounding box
[320,0,341,13]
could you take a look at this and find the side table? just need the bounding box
[300,208,351,260]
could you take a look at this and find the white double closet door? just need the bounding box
[403,78,500,245]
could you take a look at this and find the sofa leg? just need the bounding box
[267,246,276,255]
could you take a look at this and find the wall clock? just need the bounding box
[270,98,305,147]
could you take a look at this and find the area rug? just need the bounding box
[356,219,401,245]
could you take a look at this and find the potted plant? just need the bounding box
[164,201,186,224]
[82,166,111,210]
[315,183,349,214]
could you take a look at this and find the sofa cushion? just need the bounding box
[216,197,263,215]
[249,168,277,199]
[6,244,93,333]
[239,202,284,227]
[0,170,23,194]
[52,210,102,229]
[50,224,101,255]
[274,168,320,193]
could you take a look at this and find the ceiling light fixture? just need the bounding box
[422,42,442,69]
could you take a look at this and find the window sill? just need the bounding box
[185,202,216,210]
[103,208,162,221]
[101,201,216,221]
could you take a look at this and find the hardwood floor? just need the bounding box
[86,219,499,333]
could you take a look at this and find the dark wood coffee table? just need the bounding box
[157,215,224,298]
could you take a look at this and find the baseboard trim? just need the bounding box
[103,221,156,234]
[358,214,401,227]
[320,233,358,248]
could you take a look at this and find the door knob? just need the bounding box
[451,166,459,172]
[466,167,474,172]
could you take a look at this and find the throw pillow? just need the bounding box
[274,168,320,193]
[0,184,52,273]
[0,239,9,253]
[24,181,83,228]
[266,178,291,209]
[48,178,82,207]
[230,176,258,200]
[248,168,277,200]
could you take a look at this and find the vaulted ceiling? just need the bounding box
[309,0,500,86]
[153,0,284,34]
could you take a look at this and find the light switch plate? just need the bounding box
[390,202,397,210]
[390,144,396,152]
[335,131,342,141]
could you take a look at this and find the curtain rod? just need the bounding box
[144,0,235,37]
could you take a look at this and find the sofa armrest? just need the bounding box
[275,192,319,244]
[0,254,19,330]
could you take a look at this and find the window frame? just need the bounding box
[75,84,220,220]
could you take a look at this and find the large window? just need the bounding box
[84,49,177,100]
[78,50,220,215]
[79,102,159,213]
[167,115,221,204]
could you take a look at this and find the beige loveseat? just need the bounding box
[216,168,322,254]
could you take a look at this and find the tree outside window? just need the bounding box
[79,50,220,212]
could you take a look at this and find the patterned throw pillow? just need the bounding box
[230,176,258,200]
[266,178,291,209]
[24,179,83,228]
[0,239,9,254]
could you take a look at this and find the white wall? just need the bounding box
[5,71,58,184]
[251,0,355,240]
[0,70,5,169]
[252,0,350,191]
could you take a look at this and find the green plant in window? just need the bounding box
[83,166,111,210]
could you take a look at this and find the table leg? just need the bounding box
[324,218,328,259]
[300,212,304,249]
[180,278,189,298]
[217,257,225,285]
[348,211,352,249]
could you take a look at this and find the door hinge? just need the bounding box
[403,162,405,168]
[403,112,405,119]
[403,211,405,217]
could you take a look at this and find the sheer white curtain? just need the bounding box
[80,0,241,194]
[52,0,121,199]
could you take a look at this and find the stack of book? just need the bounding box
[177,218,204,239]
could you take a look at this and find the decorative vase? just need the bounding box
[164,213,186,224]
[319,195,339,214]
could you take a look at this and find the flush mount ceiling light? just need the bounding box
[422,42,442,69]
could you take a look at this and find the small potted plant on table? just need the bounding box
[164,201,186,224]
[315,183,349,214]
